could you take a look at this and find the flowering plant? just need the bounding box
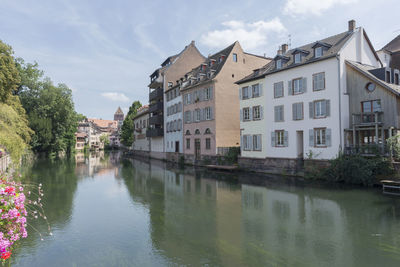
[0,176,27,262]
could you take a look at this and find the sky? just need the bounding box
[0,0,399,120]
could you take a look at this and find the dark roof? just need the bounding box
[237,30,355,84]
[382,34,400,53]
[180,42,237,91]
[346,60,400,96]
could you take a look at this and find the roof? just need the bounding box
[88,118,118,129]
[180,42,237,91]
[237,30,355,84]
[75,132,87,138]
[133,105,149,119]
[346,60,400,96]
[382,34,400,53]
[114,106,124,115]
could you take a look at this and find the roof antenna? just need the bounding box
[288,34,292,49]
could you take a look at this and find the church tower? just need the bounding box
[114,107,124,122]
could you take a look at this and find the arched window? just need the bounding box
[195,129,200,135]
[204,128,211,134]
[185,130,191,135]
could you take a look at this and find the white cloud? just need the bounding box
[200,18,287,51]
[101,92,130,102]
[283,0,358,16]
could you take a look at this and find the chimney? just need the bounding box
[281,44,288,54]
[191,40,195,45]
[348,20,356,32]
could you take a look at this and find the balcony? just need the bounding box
[146,127,164,137]
[149,114,163,125]
[352,112,383,126]
[149,102,163,113]
[149,72,163,89]
[149,88,163,101]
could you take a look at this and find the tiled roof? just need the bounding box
[346,60,400,95]
[180,42,236,91]
[88,118,118,129]
[237,30,355,84]
[382,34,400,53]
[75,132,87,138]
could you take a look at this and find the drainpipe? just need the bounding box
[336,54,343,151]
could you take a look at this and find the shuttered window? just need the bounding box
[289,78,307,95]
[272,130,288,147]
[253,135,262,151]
[274,105,284,122]
[292,102,303,120]
[243,135,252,151]
[274,81,284,98]
[242,87,249,99]
[243,107,250,121]
[313,72,325,91]
[253,106,262,120]
[252,84,260,97]
[312,100,330,118]
[309,128,331,147]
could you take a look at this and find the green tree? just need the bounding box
[121,101,142,147]
[0,40,21,102]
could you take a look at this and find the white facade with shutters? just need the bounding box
[164,87,183,153]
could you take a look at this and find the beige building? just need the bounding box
[181,41,270,160]
[133,105,150,152]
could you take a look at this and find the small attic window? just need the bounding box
[219,55,225,63]
[276,59,282,69]
[168,82,173,88]
[202,64,207,70]
[315,47,323,58]
[233,53,237,62]
[294,53,301,64]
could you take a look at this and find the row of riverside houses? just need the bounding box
[132,20,400,173]
[237,20,400,173]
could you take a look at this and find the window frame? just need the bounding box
[253,134,262,151]
[242,86,249,99]
[315,47,323,58]
[243,107,250,121]
[312,72,326,91]
[276,59,282,69]
[233,53,237,62]
[314,128,327,147]
[186,138,190,149]
[205,138,211,150]
[314,100,326,118]
[252,84,260,97]
[274,105,284,122]
[253,106,261,120]
[292,78,302,95]
[273,81,284,98]
[275,130,285,147]
[294,53,301,64]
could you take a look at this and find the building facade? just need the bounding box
[237,20,382,170]
[147,41,205,159]
[133,105,150,152]
[182,41,270,160]
[164,84,183,152]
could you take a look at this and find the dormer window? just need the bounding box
[315,47,323,58]
[202,64,207,71]
[168,82,173,88]
[294,53,301,64]
[276,59,282,69]
[219,55,225,63]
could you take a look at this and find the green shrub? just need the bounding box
[178,155,185,169]
[224,147,240,164]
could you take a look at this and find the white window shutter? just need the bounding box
[309,129,314,147]
[249,87,253,98]
[271,132,275,147]
[248,135,253,149]
[326,100,330,117]
[240,135,243,151]
[257,135,261,150]
[302,77,307,93]
[326,128,332,147]
[260,106,264,119]
[209,87,213,100]
[309,102,314,118]
[292,103,296,120]
[274,106,278,122]
[249,107,253,120]
[284,131,289,147]
[288,80,292,95]
[259,83,263,96]
[239,88,242,100]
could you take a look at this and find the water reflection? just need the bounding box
[11,153,400,266]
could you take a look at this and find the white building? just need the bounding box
[164,84,183,153]
[237,20,382,166]
[132,106,150,152]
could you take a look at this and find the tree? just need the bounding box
[121,101,142,147]
[0,40,21,102]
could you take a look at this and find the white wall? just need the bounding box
[164,94,183,153]
[133,113,150,152]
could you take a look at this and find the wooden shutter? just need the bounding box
[284,131,289,147]
[271,132,276,147]
[302,77,307,93]
[309,129,314,147]
[309,102,314,118]
[326,128,332,147]
[288,80,292,95]
[326,100,330,117]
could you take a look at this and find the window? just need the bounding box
[204,87,212,100]
[395,73,399,85]
[386,71,391,83]
[276,59,282,69]
[195,129,200,135]
[293,78,302,94]
[243,135,252,151]
[314,128,326,147]
[195,109,201,122]
[274,82,284,98]
[315,47,323,58]
[313,100,329,118]
[184,111,191,123]
[168,82,173,88]
[243,107,250,121]
[233,53,237,62]
[253,135,262,151]
[185,130,191,135]
[275,130,285,146]
[253,106,261,120]
[362,100,381,113]
[205,107,212,120]
[186,138,190,149]
[292,102,303,120]
[313,72,325,91]
[242,86,249,99]
[294,53,301,63]
[274,105,284,122]
[252,84,260,97]
[204,128,211,134]
[206,138,211,149]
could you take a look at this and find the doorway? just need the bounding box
[175,141,179,153]
[195,139,201,160]
[296,131,304,158]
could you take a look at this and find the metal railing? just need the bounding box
[352,112,383,125]
[344,144,389,156]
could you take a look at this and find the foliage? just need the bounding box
[16,60,78,155]
[310,153,393,186]
[223,147,240,164]
[121,101,142,147]
[387,134,400,160]
[100,134,110,148]
[0,40,20,102]
[178,155,185,169]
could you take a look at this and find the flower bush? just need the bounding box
[0,176,27,262]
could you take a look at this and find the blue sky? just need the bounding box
[1,0,399,119]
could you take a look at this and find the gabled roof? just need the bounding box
[346,60,400,96]
[237,30,355,84]
[180,42,237,91]
[115,106,124,115]
[382,34,400,53]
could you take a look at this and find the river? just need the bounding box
[10,151,400,266]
